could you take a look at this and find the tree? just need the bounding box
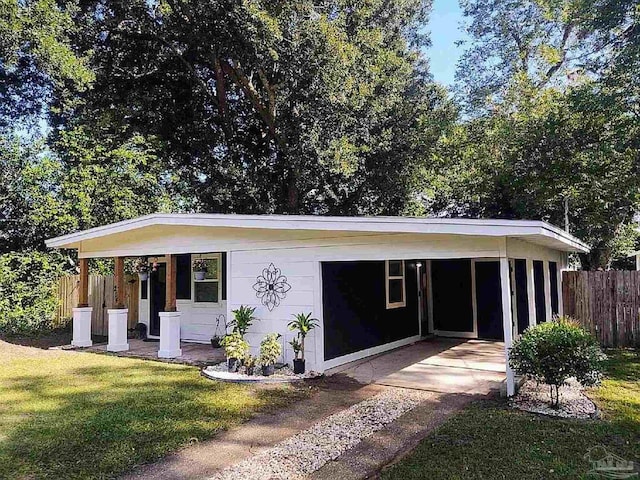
[430,79,640,269]
[456,0,596,114]
[0,0,93,130]
[442,0,640,268]
[57,0,453,216]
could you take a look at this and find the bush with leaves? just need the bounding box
[509,317,605,407]
[0,251,69,335]
[219,331,249,360]
[259,333,282,367]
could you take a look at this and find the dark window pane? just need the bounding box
[140,280,148,300]
[533,260,546,322]
[549,261,559,315]
[221,252,227,300]
[176,254,191,300]
[388,260,403,277]
[388,279,404,304]
[195,282,219,303]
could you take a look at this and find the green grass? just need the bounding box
[0,343,305,479]
[382,350,640,480]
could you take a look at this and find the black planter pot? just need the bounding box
[261,364,275,376]
[293,359,306,374]
[227,357,241,372]
[211,337,221,349]
[246,366,255,376]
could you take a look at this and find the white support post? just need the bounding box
[526,258,536,328]
[158,311,182,358]
[636,254,640,271]
[426,260,434,335]
[500,257,516,397]
[107,309,129,352]
[71,307,93,347]
[543,260,552,321]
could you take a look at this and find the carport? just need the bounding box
[328,338,506,395]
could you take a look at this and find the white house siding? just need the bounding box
[76,225,571,371]
[227,232,507,373]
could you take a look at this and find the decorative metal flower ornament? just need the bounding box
[253,263,292,311]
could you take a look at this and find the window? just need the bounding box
[140,280,148,300]
[386,260,406,309]
[193,254,220,303]
[176,254,191,300]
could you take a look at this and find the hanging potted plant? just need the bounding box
[259,333,282,376]
[210,314,227,349]
[193,258,208,281]
[288,312,319,374]
[134,257,150,281]
[220,331,249,372]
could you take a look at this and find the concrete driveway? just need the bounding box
[328,338,506,395]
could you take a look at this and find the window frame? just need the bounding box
[192,253,222,306]
[385,260,406,309]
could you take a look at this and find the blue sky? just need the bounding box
[424,0,468,87]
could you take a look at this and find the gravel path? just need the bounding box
[511,378,599,419]
[208,387,431,480]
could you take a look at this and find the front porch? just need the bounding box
[77,338,225,366]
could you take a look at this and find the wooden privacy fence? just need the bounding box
[563,270,640,348]
[56,275,139,336]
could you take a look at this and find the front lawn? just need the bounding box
[0,341,305,479]
[382,350,640,479]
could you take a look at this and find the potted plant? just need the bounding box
[244,355,257,376]
[259,333,282,376]
[288,312,319,374]
[134,257,150,281]
[193,258,208,281]
[230,305,257,337]
[210,314,227,349]
[289,338,303,373]
[220,331,249,372]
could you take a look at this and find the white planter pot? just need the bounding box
[194,271,206,281]
[138,272,149,281]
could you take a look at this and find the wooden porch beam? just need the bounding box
[78,257,89,307]
[165,254,177,312]
[114,257,126,309]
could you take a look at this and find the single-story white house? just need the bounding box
[45,213,589,395]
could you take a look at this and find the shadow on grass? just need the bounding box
[0,353,304,479]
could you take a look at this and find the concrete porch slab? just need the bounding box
[70,338,225,366]
[330,338,506,395]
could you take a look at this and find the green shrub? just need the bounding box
[219,331,249,360]
[0,251,67,336]
[259,333,282,367]
[509,317,605,407]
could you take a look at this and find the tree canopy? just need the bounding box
[0,0,639,270]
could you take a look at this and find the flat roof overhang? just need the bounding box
[45,213,590,254]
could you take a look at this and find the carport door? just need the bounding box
[475,261,504,340]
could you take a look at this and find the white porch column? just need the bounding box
[636,254,640,271]
[107,309,129,352]
[500,257,516,397]
[71,307,93,347]
[158,311,182,358]
[526,258,536,328]
[543,260,553,321]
